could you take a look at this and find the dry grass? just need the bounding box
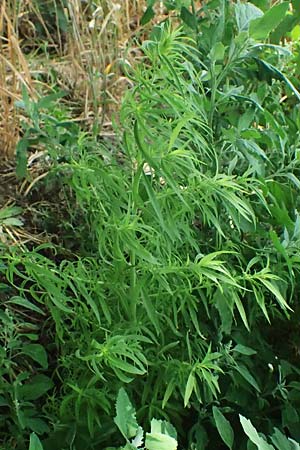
[0,0,36,158]
[0,0,149,161]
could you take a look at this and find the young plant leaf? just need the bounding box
[235,2,263,33]
[145,419,178,450]
[114,388,139,440]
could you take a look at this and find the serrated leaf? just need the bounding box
[145,433,178,450]
[114,388,139,440]
[132,426,144,447]
[240,415,275,449]
[145,421,177,450]
[213,406,234,449]
[250,2,290,40]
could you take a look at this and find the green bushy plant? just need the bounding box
[2,1,300,449]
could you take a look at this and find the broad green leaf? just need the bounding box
[213,406,234,449]
[19,375,53,401]
[240,415,275,449]
[25,418,49,434]
[180,7,197,30]
[29,433,43,450]
[233,344,257,356]
[22,344,48,369]
[114,388,139,440]
[235,2,263,33]
[250,2,290,40]
[141,289,160,335]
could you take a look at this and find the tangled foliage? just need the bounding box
[1,1,300,449]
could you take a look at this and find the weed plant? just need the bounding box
[1,1,300,449]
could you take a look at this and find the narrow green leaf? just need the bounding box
[233,344,257,356]
[8,296,45,315]
[260,279,291,311]
[236,365,260,392]
[184,370,195,407]
[141,6,155,25]
[213,406,234,449]
[234,296,250,331]
[250,2,289,40]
